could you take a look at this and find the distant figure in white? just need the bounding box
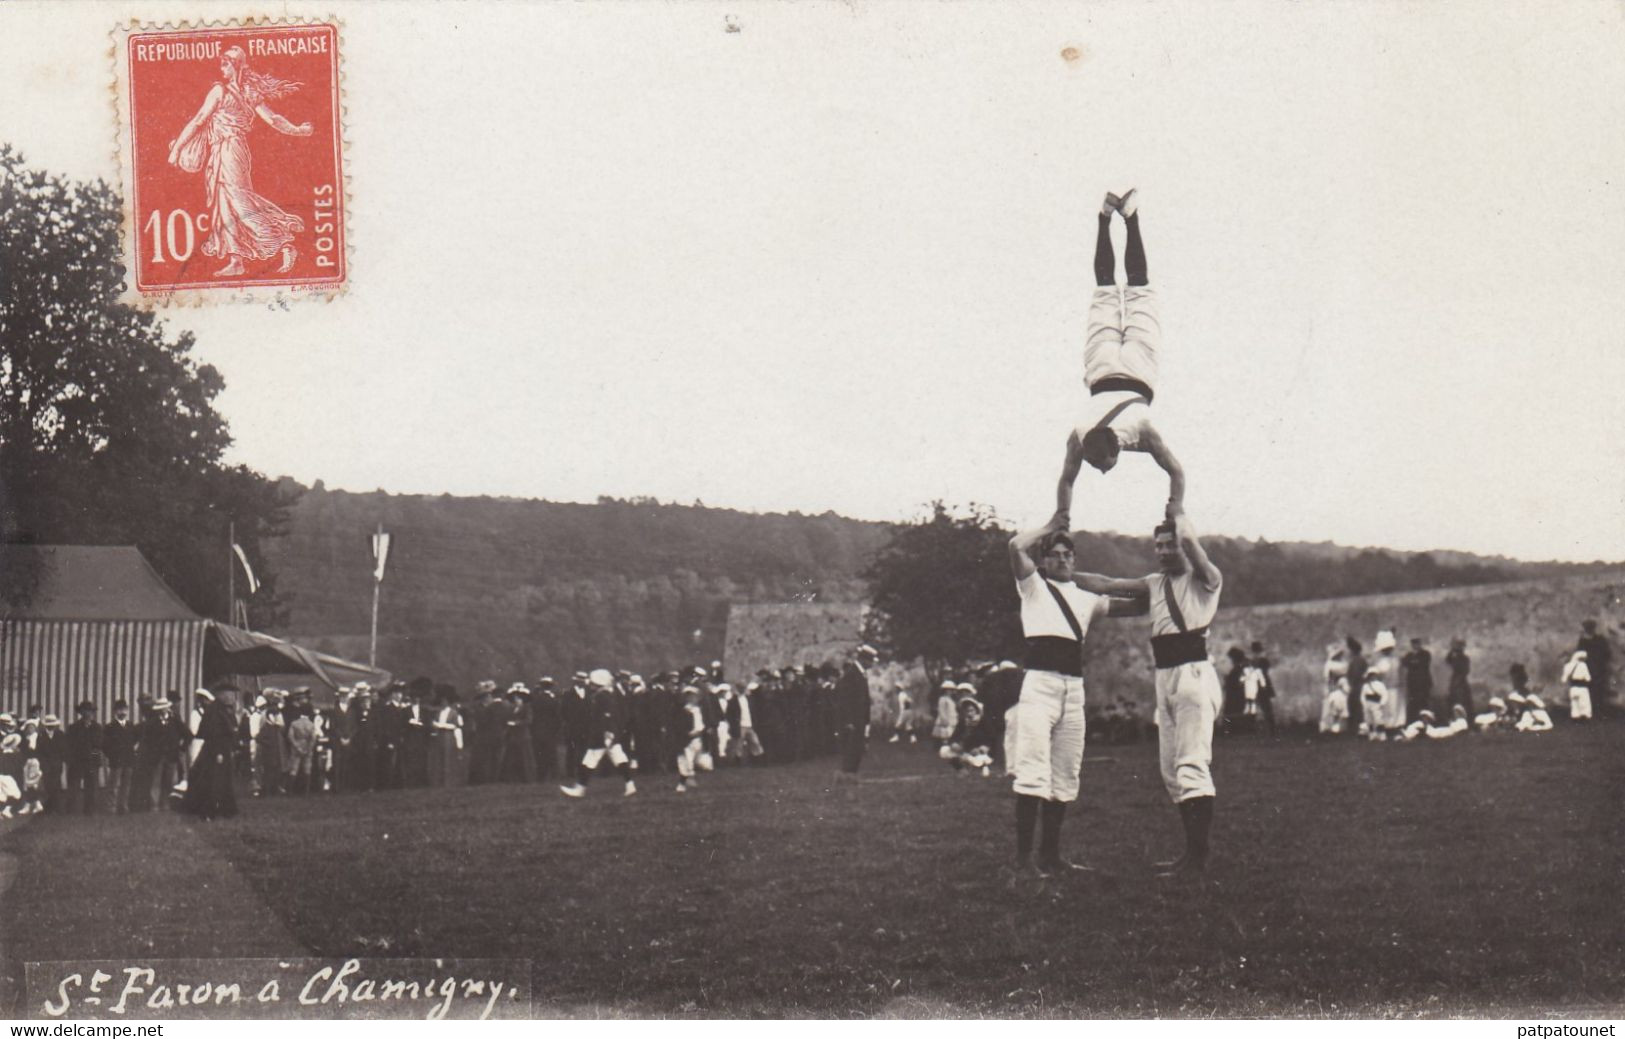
[1561,650,1593,721]
[1366,629,1403,738]
[889,683,915,744]
[1320,645,1350,735]
[167,45,311,276]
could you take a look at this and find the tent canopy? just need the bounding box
[1,545,389,712]
[205,623,391,700]
[0,545,199,621]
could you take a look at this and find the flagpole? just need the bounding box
[228,519,236,625]
[370,521,382,667]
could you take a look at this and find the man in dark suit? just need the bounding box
[1345,637,1368,736]
[836,645,878,776]
[532,677,562,781]
[37,714,66,812]
[103,699,139,813]
[1402,638,1435,722]
[65,701,104,814]
[347,687,377,792]
[375,684,409,789]
[560,672,591,789]
[560,669,635,797]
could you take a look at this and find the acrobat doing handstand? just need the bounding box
[1056,189,1185,524]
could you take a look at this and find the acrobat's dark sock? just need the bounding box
[1093,213,1116,287]
[1038,799,1066,862]
[1124,213,1148,287]
[1015,793,1041,863]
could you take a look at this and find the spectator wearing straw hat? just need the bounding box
[503,683,537,783]
[183,687,239,820]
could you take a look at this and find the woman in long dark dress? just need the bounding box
[183,688,240,820]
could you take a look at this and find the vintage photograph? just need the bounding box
[1,0,1622,1022]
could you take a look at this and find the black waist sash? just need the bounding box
[1090,376,1155,402]
[1151,628,1210,669]
[1025,637,1083,677]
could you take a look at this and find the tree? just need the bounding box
[0,146,297,624]
[862,501,1024,680]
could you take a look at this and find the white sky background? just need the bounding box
[5,0,1624,562]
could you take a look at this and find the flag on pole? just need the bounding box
[231,543,259,595]
[371,530,392,583]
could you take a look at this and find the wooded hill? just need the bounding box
[262,483,1611,685]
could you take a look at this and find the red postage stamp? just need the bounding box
[112,19,347,303]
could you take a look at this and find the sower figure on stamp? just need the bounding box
[1007,512,1147,878]
[166,46,312,276]
[1056,190,1186,520]
[1068,507,1223,878]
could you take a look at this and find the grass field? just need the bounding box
[3,725,1623,1018]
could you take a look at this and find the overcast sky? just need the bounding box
[6,1,1624,561]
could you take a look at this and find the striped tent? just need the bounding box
[0,546,206,722]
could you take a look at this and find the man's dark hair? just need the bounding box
[1153,520,1177,540]
[1040,531,1075,556]
[1081,426,1119,459]
[1346,636,1363,653]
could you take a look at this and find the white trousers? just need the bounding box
[676,736,704,778]
[582,743,629,770]
[1319,690,1349,734]
[1570,687,1593,720]
[1009,670,1086,802]
[1155,661,1222,803]
[1085,284,1161,390]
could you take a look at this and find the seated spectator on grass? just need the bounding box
[1508,677,1553,732]
[939,695,993,776]
[1474,696,1510,733]
[1401,707,1468,741]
